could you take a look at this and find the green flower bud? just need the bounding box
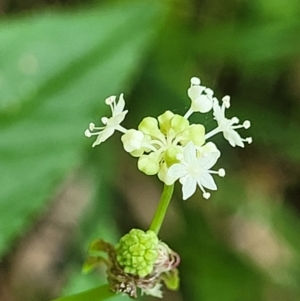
[189,124,205,146]
[138,117,163,139]
[130,148,145,157]
[158,112,189,138]
[170,115,189,134]
[138,152,161,175]
[158,162,176,185]
[158,110,174,134]
[116,229,159,278]
[181,124,205,146]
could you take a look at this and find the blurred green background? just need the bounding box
[1,0,300,300]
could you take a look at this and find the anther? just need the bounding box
[246,137,252,144]
[231,117,239,124]
[84,129,91,137]
[89,122,95,131]
[243,120,251,129]
[222,95,230,108]
[190,77,201,85]
[105,96,115,105]
[218,168,226,177]
[203,192,211,199]
[101,117,108,124]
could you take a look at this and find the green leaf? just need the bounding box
[161,269,180,291]
[51,284,116,301]
[0,0,164,256]
[82,256,106,275]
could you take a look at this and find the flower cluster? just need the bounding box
[85,77,251,200]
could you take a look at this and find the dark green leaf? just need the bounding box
[0,0,164,256]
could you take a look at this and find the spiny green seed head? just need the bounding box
[115,229,159,278]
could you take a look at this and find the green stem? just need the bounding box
[149,184,174,234]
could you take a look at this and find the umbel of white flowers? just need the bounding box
[85,77,252,200]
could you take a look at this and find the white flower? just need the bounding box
[121,129,145,153]
[184,77,214,119]
[167,142,225,200]
[84,94,128,147]
[205,96,252,147]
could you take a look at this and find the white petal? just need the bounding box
[205,88,213,96]
[198,172,217,190]
[188,85,205,101]
[183,141,197,165]
[93,127,115,146]
[200,142,221,158]
[114,93,126,115]
[109,110,128,127]
[213,99,223,121]
[168,163,187,180]
[198,152,218,170]
[193,95,213,113]
[224,129,244,147]
[180,176,197,200]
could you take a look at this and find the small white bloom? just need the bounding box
[205,96,252,147]
[167,142,225,200]
[184,77,214,118]
[121,129,145,153]
[84,94,128,147]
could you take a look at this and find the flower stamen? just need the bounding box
[84,94,128,147]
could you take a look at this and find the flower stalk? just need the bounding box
[149,184,174,235]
